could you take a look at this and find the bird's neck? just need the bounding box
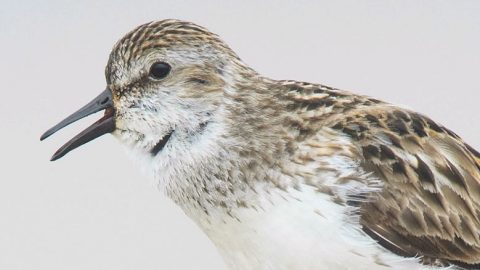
[147,78,294,225]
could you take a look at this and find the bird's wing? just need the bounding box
[329,105,480,267]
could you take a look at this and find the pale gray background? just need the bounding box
[1,1,479,269]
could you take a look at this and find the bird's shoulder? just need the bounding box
[280,80,480,268]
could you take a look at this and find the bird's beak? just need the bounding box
[40,88,115,161]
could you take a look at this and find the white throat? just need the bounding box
[117,124,433,270]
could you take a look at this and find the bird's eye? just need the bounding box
[149,62,171,80]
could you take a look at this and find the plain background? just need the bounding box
[1,1,479,269]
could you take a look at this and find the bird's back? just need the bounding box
[278,80,480,269]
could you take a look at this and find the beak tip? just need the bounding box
[50,152,61,162]
[40,126,59,141]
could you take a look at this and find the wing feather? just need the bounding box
[281,81,480,267]
[329,106,480,267]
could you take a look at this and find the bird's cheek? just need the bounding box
[111,115,130,133]
[110,121,140,146]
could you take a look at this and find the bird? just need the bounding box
[40,19,480,270]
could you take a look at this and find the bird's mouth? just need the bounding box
[40,89,116,161]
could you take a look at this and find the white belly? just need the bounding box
[194,184,441,270]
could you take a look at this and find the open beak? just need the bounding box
[40,89,115,161]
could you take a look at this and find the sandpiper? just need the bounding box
[41,19,480,269]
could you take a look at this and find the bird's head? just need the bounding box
[41,19,255,161]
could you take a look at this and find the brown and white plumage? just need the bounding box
[43,19,480,269]
[278,80,480,268]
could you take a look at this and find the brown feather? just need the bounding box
[329,104,480,267]
[279,80,480,268]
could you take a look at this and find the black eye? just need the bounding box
[149,62,171,79]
